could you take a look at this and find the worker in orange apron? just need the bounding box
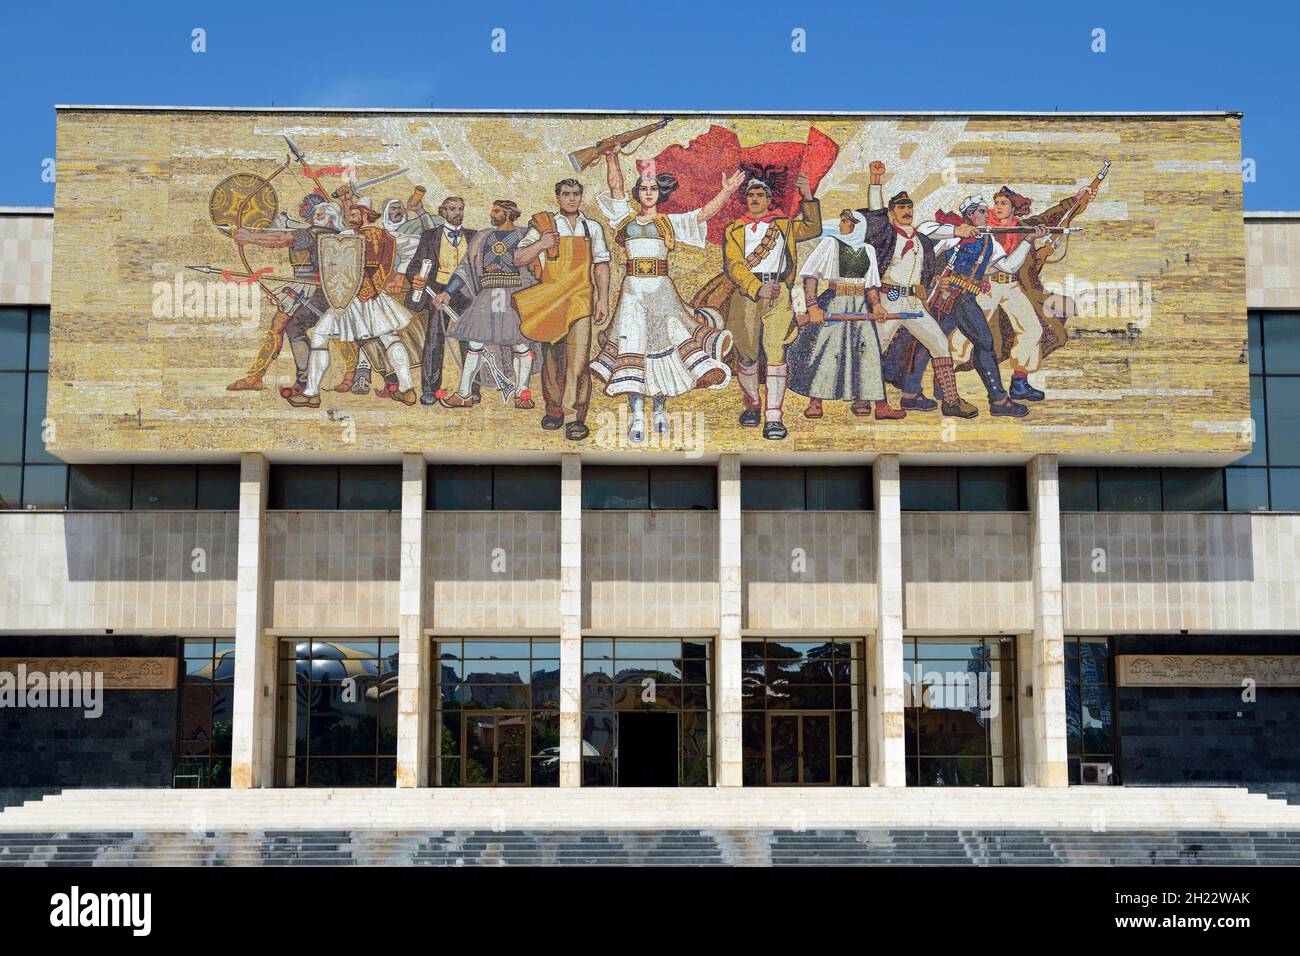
[513,179,612,441]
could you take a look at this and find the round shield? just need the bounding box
[209,173,279,231]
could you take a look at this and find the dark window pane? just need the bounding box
[0,372,23,462]
[494,465,559,510]
[27,308,50,372]
[1265,377,1300,466]
[901,467,958,511]
[269,465,338,510]
[1160,468,1224,512]
[583,466,648,509]
[0,309,26,371]
[1097,468,1161,511]
[429,465,492,510]
[1237,376,1267,467]
[649,466,716,510]
[0,465,19,508]
[68,464,132,510]
[1059,467,1098,511]
[1247,311,1262,375]
[23,373,56,463]
[1226,468,1270,512]
[132,465,197,510]
[1261,311,1300,374]
[806,467,871,511]
[197,464,239,509]
[1270,468,1300,511]
[958,466,1026,511]
[339,465,401,509]
[741,467,805,510]
[22,465,66,509]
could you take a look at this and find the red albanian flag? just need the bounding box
[650,125,839,245]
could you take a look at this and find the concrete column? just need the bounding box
[396,454,427,787]
[871,455,907,787]
[1028,454,1069,787]
[559,453,583,787]
[231,453,271,788]
[717,454,743,787]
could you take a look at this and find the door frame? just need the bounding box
[462,710,531,787]
[615,711,680,787]
[766,710,836,786]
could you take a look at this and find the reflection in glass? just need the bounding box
[903,637,1018,787]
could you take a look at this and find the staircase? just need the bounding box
[1,787,1298,865]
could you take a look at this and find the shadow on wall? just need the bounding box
[1061,512,1257,584]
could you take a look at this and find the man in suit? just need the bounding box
[720,167,821,440]
[405,196,478,405]
[857,160,977,419]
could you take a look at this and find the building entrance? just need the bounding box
[617,712,679,786]
[463,712,529,786]
[767,712,834,785]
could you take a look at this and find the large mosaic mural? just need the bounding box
[48,109,1249,456]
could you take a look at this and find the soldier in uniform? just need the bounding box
[718,168,822,440]
[226,193,338,394]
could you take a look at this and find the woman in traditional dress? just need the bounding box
[593,148,745,442]
[788,209,904,421]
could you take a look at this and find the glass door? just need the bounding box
[463,712,530,786]
[767,712,834,785]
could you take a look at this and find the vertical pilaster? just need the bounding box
[396,453,427,787]
[1028,454,1069,787]
[871,455,907,787]
[559,453,583,787]
[231,453,271,788]
[717,454,743,787]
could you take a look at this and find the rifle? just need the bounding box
[1032,160,1111,269]
[568,118,673,173]
[979,226,1082,235]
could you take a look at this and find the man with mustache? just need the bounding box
[405,196,478,405]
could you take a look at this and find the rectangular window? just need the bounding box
[493,465,560,510]
[1097,467,1161,511]
[1234,310,1300,511]
[584,465,717,510]
[1160,468,1225,512]
[132,465,199,511]
[0,307,67,510]
[1064,637,1117,786]
[426,465,560,510]
[902,467,1025,511]
[269,465,339,510]
[68,465,132,511]
[958,467,1027,511]
[1059,467,1099,511]
[583,466,649,509]
[805,467,870,511]
[428,465,493,510]
[649,466,716,510]
[742,466,872,511]
[196,464,240,510]
[176,637,236,788]
[338,465,401,510]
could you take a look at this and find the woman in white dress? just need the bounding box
[592,148,745,442]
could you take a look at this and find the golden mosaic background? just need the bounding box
[49,109,1250,457]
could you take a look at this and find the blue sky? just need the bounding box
[4,0,1294,208]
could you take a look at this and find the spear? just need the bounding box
[187,264,321,286]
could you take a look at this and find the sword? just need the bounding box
[350,167,413,194]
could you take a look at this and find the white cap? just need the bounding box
[959,195,987,215]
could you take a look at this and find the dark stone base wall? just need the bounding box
[1116,635,1300,786]
[0,636,179,789]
